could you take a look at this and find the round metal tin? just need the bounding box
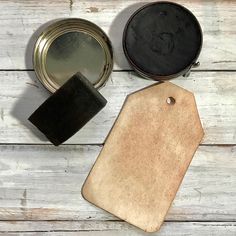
[123,1,203,80]
[34,18,113,93]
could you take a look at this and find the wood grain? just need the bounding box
[0,221,235,235]
[0,0,235,234]
[0,71,235,145]
[0,0,235,70]
[0,145,234,221]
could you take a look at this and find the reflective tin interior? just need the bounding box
[34,19,113,93]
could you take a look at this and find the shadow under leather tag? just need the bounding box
[82,82,204,232]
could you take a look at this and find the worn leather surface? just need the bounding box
[82,82,204,232]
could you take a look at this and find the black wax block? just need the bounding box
[28,72,107,146]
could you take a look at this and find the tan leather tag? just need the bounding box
[82,82,204,232]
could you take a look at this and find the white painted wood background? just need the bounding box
[0,0,235,235]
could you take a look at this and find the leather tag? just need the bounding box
[82,82,204,232]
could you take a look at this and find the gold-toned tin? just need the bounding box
[34,18,113,93]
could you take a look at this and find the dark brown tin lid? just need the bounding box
[123,1,203,80]
[34,18,113,93]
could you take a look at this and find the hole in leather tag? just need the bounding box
[166,97,175,105]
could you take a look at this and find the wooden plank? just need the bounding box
[0,145,235,221]
[0,221,235,235]
[0,0,235,70]
[0,0,70,70]
[0,71,235,144]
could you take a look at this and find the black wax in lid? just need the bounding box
[123,2,203,79]
[28,72,107,146]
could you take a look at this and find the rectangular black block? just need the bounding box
[29,72,107,146]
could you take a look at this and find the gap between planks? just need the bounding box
[0,69,236,72]
[0,144,234,146]
[0,221,235,232]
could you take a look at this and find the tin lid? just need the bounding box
[34,18,113,93]
[123,2,203,80]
